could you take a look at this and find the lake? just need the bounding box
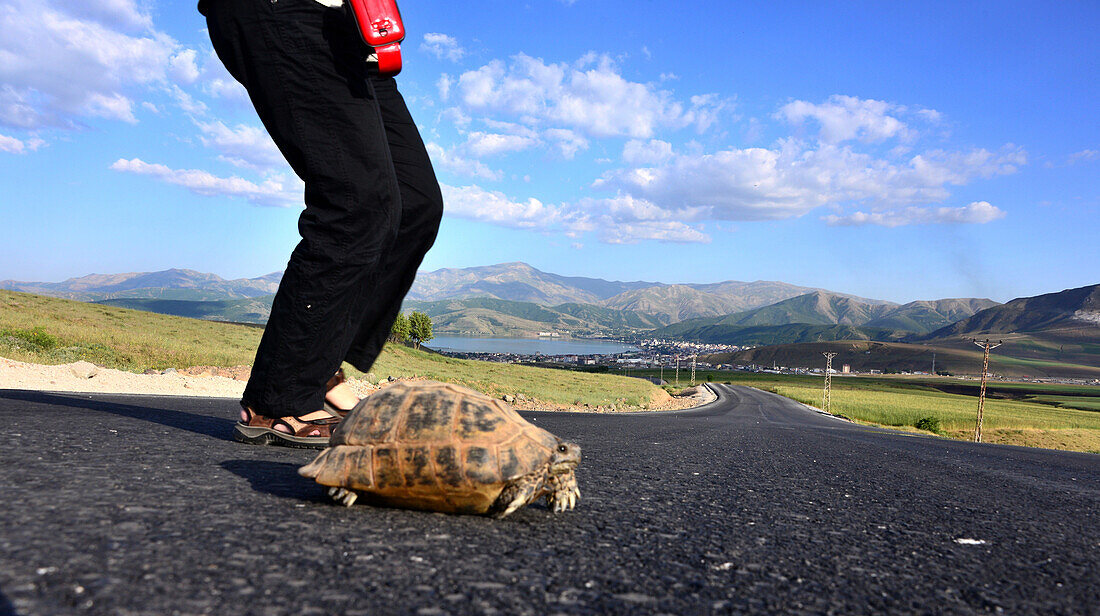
[424,336,639,356]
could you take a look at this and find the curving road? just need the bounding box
[1,384,1098,615]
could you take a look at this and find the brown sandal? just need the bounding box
[233,406,341,449]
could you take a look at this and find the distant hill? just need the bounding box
[925,284,1100,339]
[599,285,750,322]
[1,268,282,301]
[402,297,666,337]
[650,292,996,343]
[656,322,909,346]
[408,262,874,322]
[715,291,898,327]
[696,285,1100,377]
[6,262,888,326]
[866,298,1001,333]
[95,296,274,324]
[405,262,658,305]
[704,340,1100,380]
[917,284,1100,368]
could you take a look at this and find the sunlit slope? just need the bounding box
[0,290,662,406]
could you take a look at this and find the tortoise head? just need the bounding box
[550,440,581,474]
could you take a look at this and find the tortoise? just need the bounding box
[298,380,581,518]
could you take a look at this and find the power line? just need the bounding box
[822,352,838,414]
[971,339,1003,442]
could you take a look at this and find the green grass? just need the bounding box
[2,290,263,370]
[708,371,1100,454]
[0,290,660,407]
[366,345,657,407]
[1027,396,1100,412]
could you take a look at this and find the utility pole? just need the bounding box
[971,339,1003,442]
[691,354,697,386]
[931,352,936,377]
[675,357,680,387]
[822,352,838,413]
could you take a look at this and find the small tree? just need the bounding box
[388,313,410,344]
[407,311,433,349]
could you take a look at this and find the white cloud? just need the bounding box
[622,139,673,165]
[439,184,711,244]
[453,53,725,138]
[437,74,453,101]
[545,128,588,159]
[1067,149,1098,165]
[598,220,709,244]
[56,0,152,31]
[169,49,201,84]
[463,131,538,157]
[441,183,561,229]
[426,143,502,180]
[420,33,464,62]
[0,0,188,130]
[595,141,1025,224]
[110,158,301,207]
[0,133,44,154]
[193,119,285,172]
[84,92,137,123]
[779,95,912,143]
[823,201,1006,227]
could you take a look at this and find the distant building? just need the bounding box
[842,364,851,374]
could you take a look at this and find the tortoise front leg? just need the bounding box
[488,473,543,518]
[545,471,579,513]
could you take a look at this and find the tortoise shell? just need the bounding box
[299,380,565,514]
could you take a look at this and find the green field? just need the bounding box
[0,290,662,408]
[628,367,1100,453]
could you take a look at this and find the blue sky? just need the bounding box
[1,0,1097,303]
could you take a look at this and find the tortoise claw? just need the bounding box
[327,487,358,507]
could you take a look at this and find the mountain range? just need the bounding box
[3,264,1096,373]
[3,263,999,335]
[0,269,282,301]
[404,262,888,323]
[3,262,887,326]
[701,284,1100,376]
[655,292,1001,344]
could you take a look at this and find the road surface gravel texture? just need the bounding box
[0,384,1098,615]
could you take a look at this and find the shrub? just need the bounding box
[1,326,59,351]
[914,416,942,433]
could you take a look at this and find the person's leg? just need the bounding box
[204,0,402,418]
[342,68,445,373]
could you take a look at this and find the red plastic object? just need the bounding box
[347,0,405,76]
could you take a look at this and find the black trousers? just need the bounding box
[201,0,443,417]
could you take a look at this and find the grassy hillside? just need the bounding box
[96,296,274,324]
[600,284,747,322]
[705,340,1100,379]
[713,373,1100,453]
[866,298,1000,333]
[0,290,660,407]
[652,321,910,346]
[927,283,1099,338]
[404,296,666,336]
[717,291,896,327]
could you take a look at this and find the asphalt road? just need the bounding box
[1,384,1098,615]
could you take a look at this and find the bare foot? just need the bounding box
[325,381,360,412]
